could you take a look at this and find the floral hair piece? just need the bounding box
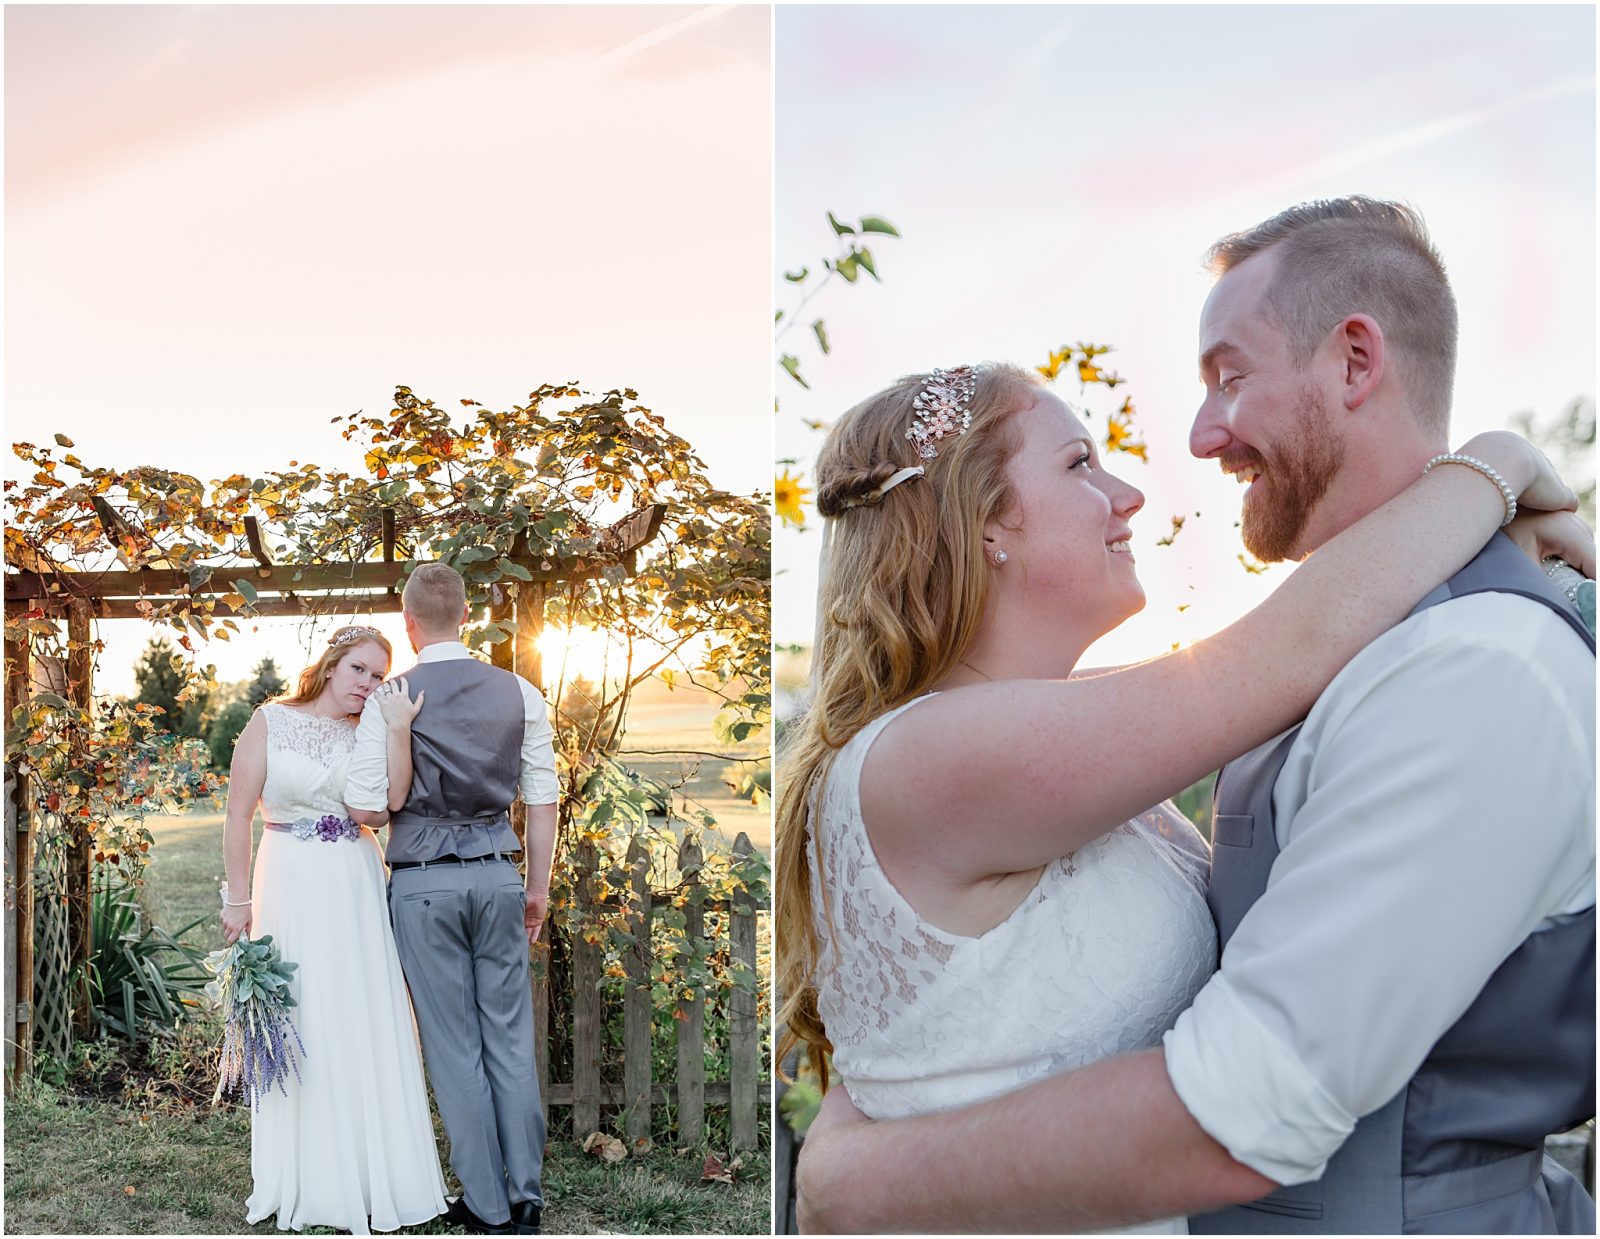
[906,366,977,460]
[328,625,382,649]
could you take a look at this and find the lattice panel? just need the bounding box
[31,845,73,1063]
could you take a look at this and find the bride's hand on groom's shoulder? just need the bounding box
[1460,430,1579,514]
[1506,509,1596,579]
[374,677,424,727]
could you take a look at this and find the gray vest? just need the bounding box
[1191,534,1596,1235]
[385,655,527,865]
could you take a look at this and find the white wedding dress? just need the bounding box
[808,695,1218,1235]
[244,703,448,1234]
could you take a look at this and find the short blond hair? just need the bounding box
[1206,196,1457,433]
[403,562,467,633]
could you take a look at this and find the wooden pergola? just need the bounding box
[2,502,665,1087]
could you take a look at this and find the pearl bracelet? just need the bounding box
[1424,453,1517,528]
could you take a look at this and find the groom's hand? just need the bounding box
[796,1084,872,1233]
[524,886,549,945]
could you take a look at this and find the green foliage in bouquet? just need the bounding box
[205,934,306,1109]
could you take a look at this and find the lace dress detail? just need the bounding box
[808,695,1217,1127]
[260,705,359,816]
[246,704,446,1233]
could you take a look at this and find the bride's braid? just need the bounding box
[775,362,1041,1086]
[814,461,907,518]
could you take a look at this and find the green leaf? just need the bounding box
[811,320,830,355]
[778,355,809,389]
[497,558,533,582]
[858,215,900,237]
[230,578,258,605]
[826,211,855,236]
[784,267,810,283]
[855,247,879,281]
[833,255,859,284]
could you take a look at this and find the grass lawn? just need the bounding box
[4,799,771,1235]
[4,1075,771,1235]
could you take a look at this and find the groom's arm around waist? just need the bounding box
[798,1048,1274,1233]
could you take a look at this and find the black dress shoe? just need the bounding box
[444,1196,514,1235]
[509,1200,541,1235]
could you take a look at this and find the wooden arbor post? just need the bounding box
[4,631,35,1088]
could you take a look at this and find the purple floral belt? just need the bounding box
[266,814,363,842]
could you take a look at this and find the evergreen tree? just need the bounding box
[133,637,210,737]
[246,656,287,707]
[206,698,256,772]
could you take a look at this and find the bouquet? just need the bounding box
[205,932,307,1108]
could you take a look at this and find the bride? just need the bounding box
[221,624,447,1234]
[774,363,1588,1233]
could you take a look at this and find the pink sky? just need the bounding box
[6,5,771,696]
[7,5,770,489]
[774,5,1595,662]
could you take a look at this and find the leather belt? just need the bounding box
[389,853,521,871]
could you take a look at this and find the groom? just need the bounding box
[796,198,1596,1232]
[346,562,560,1236]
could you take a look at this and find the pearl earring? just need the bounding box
[991,550,1008,565]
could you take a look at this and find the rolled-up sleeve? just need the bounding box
[1163,599,1594,1185]
[519,682,560,806]
[343,695,390,811]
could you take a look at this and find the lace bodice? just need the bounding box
[808,695,1218,1121]
[259,703,360,824]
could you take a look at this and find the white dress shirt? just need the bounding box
[1163,592,1595,1185]
[344,640,560,811]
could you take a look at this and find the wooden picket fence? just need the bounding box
[533,830,766,1150]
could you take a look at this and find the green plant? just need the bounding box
[86,864,212,1044]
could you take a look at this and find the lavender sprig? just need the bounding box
[205,934,307,1109]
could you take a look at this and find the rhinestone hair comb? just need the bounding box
[906,366,977,460]
[328,625,382,648]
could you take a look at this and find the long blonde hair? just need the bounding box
[275,625,393,710]
[775,363,1042,1084]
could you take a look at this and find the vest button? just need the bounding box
[423,899,431,907]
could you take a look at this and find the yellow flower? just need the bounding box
[775,469,811,527]
[1037,348,1071,381]
[1105,406,1149,462]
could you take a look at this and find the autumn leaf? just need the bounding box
[1155,515,1186,547]
[775,470,810,527]
[701,1151,744,1185]
[582,1131,627,1163]
[1238,553,1268,574]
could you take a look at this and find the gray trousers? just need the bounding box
[389,857,545,1223]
